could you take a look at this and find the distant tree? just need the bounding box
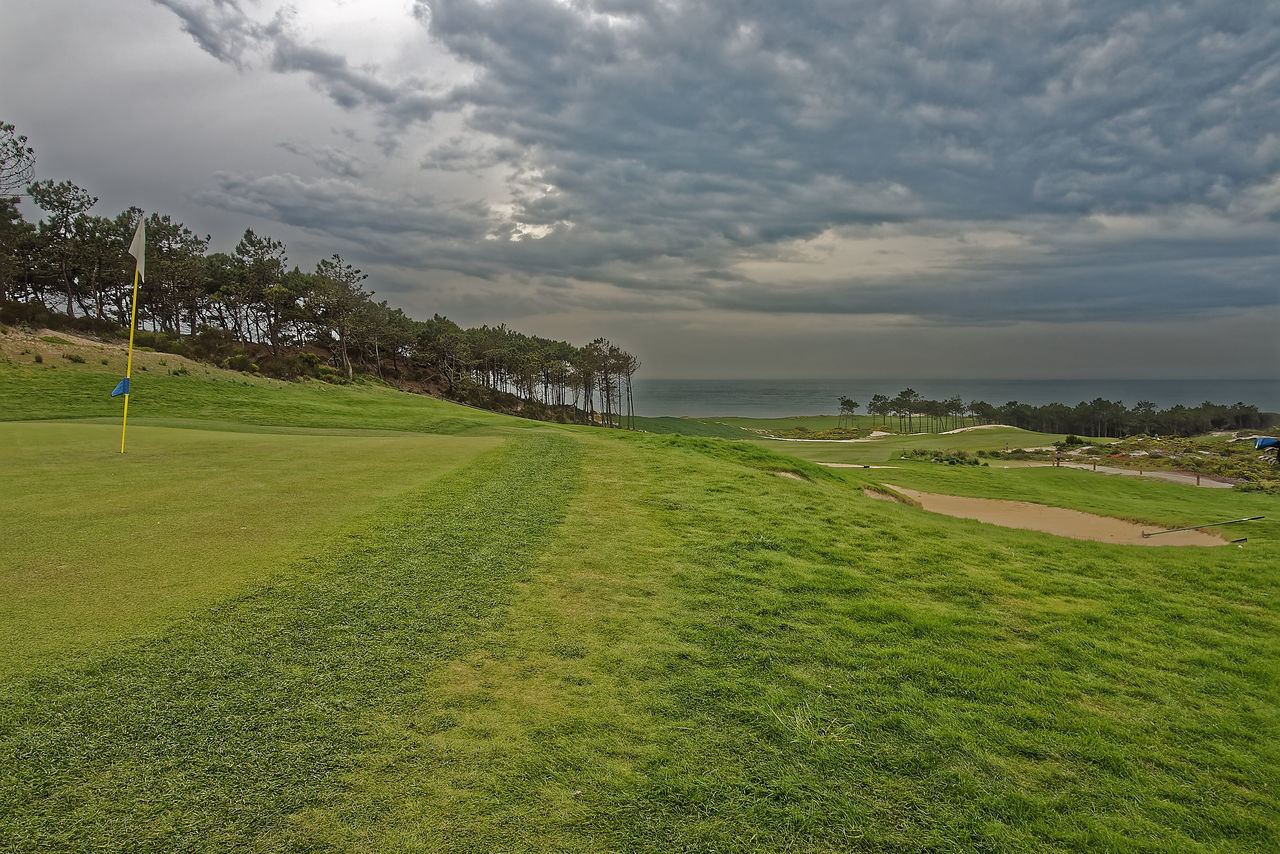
[1131,400,1157,435]
[234,229,289,353]
[0,196,35,302]
[0,121,36,196]
[622,350,641,429]
[867,393,891,426]
[26,179,98,318]
[943,396,964,431]
[969,400,997,425]
[894,388,921,432]
[313,253,370,380]
[147,213,210,334]
[837,395,858,428]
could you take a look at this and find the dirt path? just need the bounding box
[818,463,900,469]
[1010,462,1236,489]
[884,485,1229,546]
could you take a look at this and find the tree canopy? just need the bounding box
[0,121,638,427]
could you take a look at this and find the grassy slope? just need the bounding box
[2,340,1278,851]
[0,328,534,435]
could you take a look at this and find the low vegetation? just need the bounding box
[2,343,1277,851]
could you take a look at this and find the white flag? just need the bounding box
[128,218,145,281]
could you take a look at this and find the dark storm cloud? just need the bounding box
[416,0,1280,215]
[710,249,1279,324]
[156,0,1280,324]
[152,0,283,68]
[153,0,440,126]
[196,172,490,257]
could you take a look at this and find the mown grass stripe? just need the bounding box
[0,432,580,852]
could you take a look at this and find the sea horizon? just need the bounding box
[632,378,1280,419]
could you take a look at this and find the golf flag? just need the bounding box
[118,217,144,453]
[1255,437,1279,450]
[128,219,145,281]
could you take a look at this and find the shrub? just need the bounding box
[62,353,86,364]
[297,352,323,378]
[220,353,259,373]
[318,365,346,384]
[33,353,42,363]
[902,448,982,465]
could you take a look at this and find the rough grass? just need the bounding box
[0,328,531,435]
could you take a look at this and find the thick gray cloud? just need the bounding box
[3,0,1277,377]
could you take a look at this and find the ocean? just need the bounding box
[631,378,1280,419]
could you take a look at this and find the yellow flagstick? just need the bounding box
[120,265,141,453]
[120,217,145,454]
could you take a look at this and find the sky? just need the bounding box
[3,0,1278,379]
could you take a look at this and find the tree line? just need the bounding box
[855,388,1272,437]
[0,121,639,427]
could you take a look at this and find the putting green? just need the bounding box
[0,421,501,675]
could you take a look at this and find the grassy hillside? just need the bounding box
[0,327,534,434]
[2,333,1277,852]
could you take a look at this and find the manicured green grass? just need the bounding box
[0,421,501,675]
[756,426,1072,464]
[3,350,1278,850]
[0,433,581,851]
[714,414,983,434]
[632,415,757,438]
[716,414,854,432]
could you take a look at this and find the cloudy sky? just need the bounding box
[4,0,1278,378]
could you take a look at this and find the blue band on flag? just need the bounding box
[111,378,130,398]
[1255,437,1279,450]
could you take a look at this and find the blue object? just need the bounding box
[111,377,130,398]
[1254,437,1279,450]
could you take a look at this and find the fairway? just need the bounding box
[752,426,1071,465]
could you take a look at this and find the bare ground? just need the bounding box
[884,484,1229,547]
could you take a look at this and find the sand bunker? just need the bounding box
[883,485,1227,547]
[767,430,892,443]
[940,424,1017,434]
